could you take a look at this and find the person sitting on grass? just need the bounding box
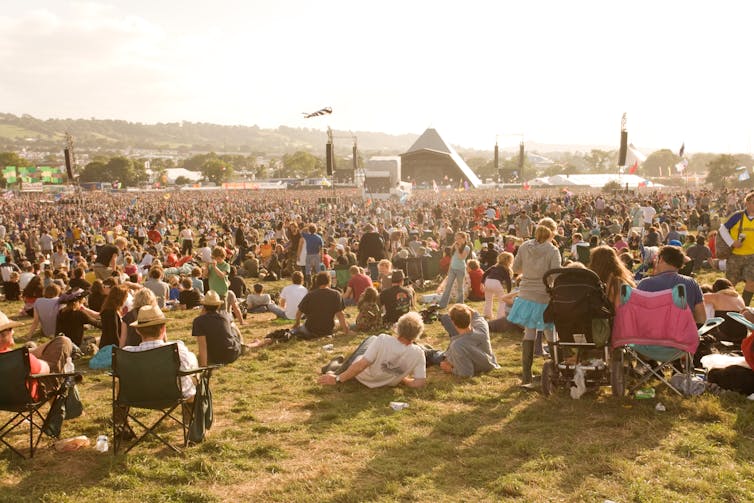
[192,290,243,366]
[318,311,426,389]
[379,270,414,325]
[278,271,308,320]
[246,283,287,319]
[354,286,383,332]
[292,271,350,339]
[177,277,203,310]
[433,303,500,377]
[342,265,374,306]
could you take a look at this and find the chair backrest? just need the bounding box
[423,256,440,280]
[367,262,379,280]
[0,348,33,408]
[611,284,699,353]
[335,268,350,290]
[576,245,591,265]
[113,345,182,409]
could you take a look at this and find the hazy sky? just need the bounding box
[2,1,752,153]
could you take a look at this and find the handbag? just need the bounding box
[64,384,84,419]
[716,212,743,260]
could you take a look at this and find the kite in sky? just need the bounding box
[302,107,332,118]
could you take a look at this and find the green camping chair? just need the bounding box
[0,347,81,458]
[111,344,219,455]
[576,245,591,265]
[334,265,351,290]
[423,256,441,280]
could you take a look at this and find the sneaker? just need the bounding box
[520,382,536,390]
[321,356,345,375]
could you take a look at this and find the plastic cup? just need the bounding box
[389,401,409,411]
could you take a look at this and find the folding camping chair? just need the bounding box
[611,284,723,397]
[0,347,81,458]
[333,265,350,291]
[111,345,219,455]
[423,255,441,281]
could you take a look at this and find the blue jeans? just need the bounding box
[334,336,377,374]
[439,268,464,308]
[249,304,288,319]
[305,254,321,280]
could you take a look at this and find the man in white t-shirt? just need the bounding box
[279,271,308,320]
[318,311,426,389]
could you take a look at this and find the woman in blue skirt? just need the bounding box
[507,218,561,389]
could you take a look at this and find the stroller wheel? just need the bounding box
[541,360,557,396]
[610,349,625,397]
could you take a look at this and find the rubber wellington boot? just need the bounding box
[521,340,535,389]
[534,330,544,356]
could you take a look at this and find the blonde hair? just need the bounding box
[497,251,514,267]
[395,312,424,341]
[534,225,554,243]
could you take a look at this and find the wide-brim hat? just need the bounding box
[0,311,24,332]
[59,288,90,304]
[201,290,224,306]
[129,305,167,327]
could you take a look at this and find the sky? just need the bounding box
[1,0,753,154]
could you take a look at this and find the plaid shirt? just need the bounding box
[123,340,198,397]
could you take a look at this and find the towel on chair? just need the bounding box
[611,286,699,354]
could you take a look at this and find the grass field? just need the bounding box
[2,271,754,502]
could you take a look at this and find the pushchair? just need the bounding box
[611,283,723,397]
[541,268,617,397]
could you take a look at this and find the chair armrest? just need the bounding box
[30,371,84,383]
[178,364,223,376]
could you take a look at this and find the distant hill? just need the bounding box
[0,113,419,156]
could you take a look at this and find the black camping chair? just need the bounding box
[0,348,81,458]
[111,344,220,455]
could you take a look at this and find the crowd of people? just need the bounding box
[1,185,754,397]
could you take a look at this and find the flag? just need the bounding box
[463,180,469,190]
[679,143,685,158]
[628,161,638,174]
[523,181,530,190]
[432,179,438,193]
[302,107,332,118]
[638,181,647,188]
[674,158,689,173]
[739,170,751,182]
[627,144,647,163]
[144,160,151,171]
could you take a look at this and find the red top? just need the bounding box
[347,273,374,303]
[468,268,484,298]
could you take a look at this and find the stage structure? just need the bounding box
[400,128,482,188]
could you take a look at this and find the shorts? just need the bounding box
[725,253,754,284]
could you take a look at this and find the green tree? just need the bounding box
[201,158,232,184]
[0,152,32,168]
[642,149,679,177]
[174,176,192,186]
[705,154,738,188]
[107,156,146,186]
[280,151,324,178]
[78,161,109,183]
[603,180,622,193]
[584,149,614,172]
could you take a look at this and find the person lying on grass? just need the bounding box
[318,311,426,388]
[429,303,500,378]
